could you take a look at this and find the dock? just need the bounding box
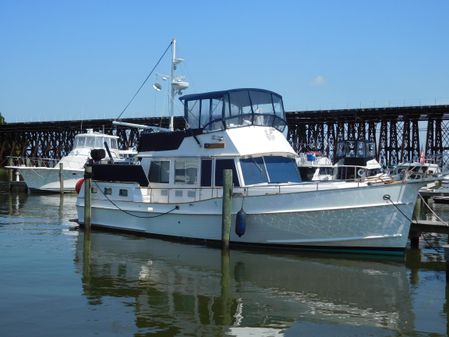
[411,219,449,234]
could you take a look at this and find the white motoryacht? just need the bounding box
[7,129,121,192]
[75,86,430,255]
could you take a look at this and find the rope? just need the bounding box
[383,194,442,252]
[383,194,413,223]
[93,181,179,219]
[417,192,448,253]
[116,40,173,120]
[418,192,448,225]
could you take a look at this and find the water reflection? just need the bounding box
[76,231,414,336]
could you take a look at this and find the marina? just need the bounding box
[2,1,449,336]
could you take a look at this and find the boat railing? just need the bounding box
[332,164,391,183]
[140,179,376,204]
[6,156,59,168]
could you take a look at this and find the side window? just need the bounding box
[175,159,198,185]
[149,161,170,183]
[201,159,212,186]
[215,159,239,187]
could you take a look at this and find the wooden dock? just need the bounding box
[411,219,449,234]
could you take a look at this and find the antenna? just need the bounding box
[168,38,189,131]
[151,38,189,131]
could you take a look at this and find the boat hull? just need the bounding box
[14,167,83,192]
[76,181,423,254]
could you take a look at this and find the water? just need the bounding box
[0,190,448,337]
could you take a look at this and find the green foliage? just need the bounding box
[0,112,5,124]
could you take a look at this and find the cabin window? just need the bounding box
[104,187,112,195]
[265,156,301,183]
[203,98,224,131]
[240,157,269,184]
[241,156,301,185]
[119,189,128,197]
[215,159,240,187]
[86,136,95,148]
[201,159,212,186]
[104,138,111,150]
[187,100,201,129]
[175,159,198,185]
[200,99,211,130]
[94,137,104,148]
[74,137,85,148]
[149,161,170,183]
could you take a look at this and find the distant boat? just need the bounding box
[296,151,334,181]
[390,162,441,181]
[6,129,125,193]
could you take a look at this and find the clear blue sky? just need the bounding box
[1,0,449,123]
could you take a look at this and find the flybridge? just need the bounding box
[180,88,287,133]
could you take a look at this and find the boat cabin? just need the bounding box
[93,89,302,199]
[69,129,120,159]
[72,130,119,152]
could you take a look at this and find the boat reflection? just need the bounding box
[0,191,77,226]
[75,231,414,336]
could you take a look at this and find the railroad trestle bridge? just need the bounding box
[1,104,449,168]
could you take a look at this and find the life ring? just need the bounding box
[75,178,85,194]
[357,169,365,177]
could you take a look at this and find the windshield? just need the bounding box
[240,156,301,185]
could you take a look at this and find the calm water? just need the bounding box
[0,190,448,337]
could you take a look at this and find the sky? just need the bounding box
[1,0,449,123]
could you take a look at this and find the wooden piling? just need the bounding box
[413,197,422,220]
[59,162,64,194]
[221,169,233,250]
[84,165,92,231]
[444,244,449,282]
[410,230,420,249]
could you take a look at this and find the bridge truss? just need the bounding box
[1,105,449,168]
[287,105,449,168]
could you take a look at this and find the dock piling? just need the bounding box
[444,245,449,282]
[221,169,233,250]
[84,165,92,231]
[59,163,64,194]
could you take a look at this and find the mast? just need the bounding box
[169,38,176,131]
[168,38,189,132]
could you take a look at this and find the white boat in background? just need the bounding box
[390,161,441,181]
[296,151,334,181]
[6,129,123,193]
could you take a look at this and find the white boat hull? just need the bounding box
[76,181,423,254]
[15,167,83,192]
